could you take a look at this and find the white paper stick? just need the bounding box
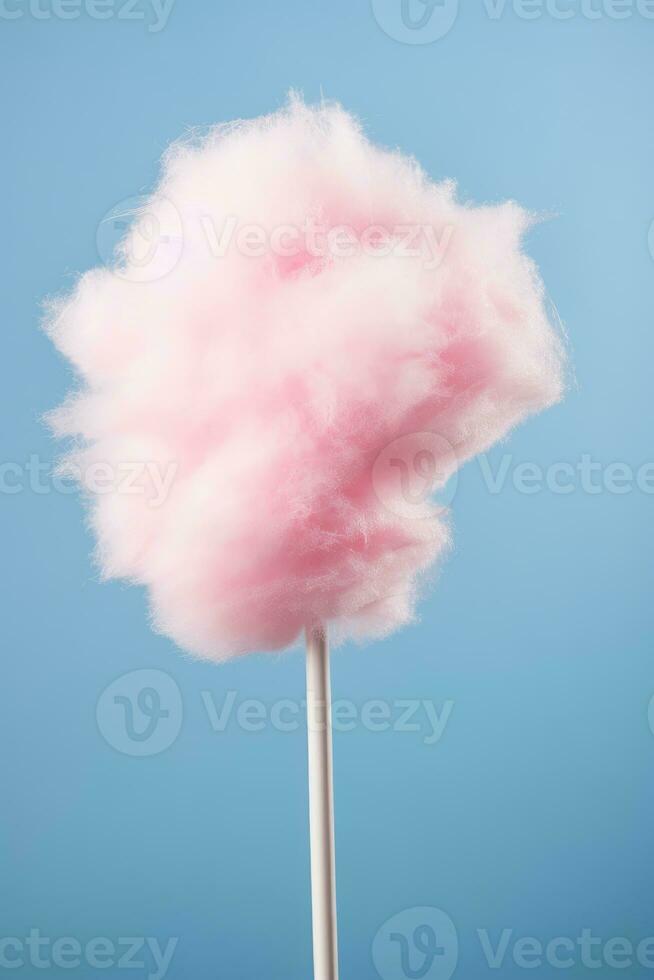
[305,624,339,980]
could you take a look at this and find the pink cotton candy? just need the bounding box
[46,96,565,661]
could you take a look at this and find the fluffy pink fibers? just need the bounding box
[47,97,565,660]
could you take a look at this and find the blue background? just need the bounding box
[1,1,653,978]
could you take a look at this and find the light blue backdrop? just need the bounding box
[1,2,652,978]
